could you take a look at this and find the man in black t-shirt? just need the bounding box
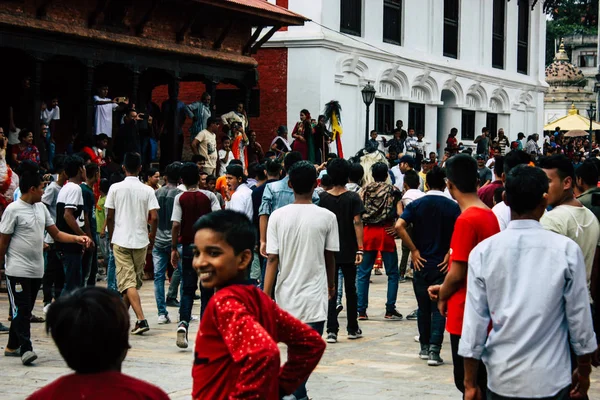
[318,158,365,344]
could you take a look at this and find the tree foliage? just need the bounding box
[544,0,598,66]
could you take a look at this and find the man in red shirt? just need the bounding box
[477,155,503,208]
[428,154,500,398]
[28,287,169,400]
[192,210,326,399]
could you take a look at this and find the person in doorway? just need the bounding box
[218,136,234,177]
[356,162,403,321]
[427,154,500,398]
[459,165,597,400]
[404,128,418,159]
[191,210,326,400]
[191,117,219,175]
[93,85,127,138]
[493,128,509,156]
[170,163,220,348]
[385,129,405,156]
[29,287,169,399]
[396,166,460,366]
[1,171,90,365]
[106,152,159,335]
[264,161,338,400]
[446,128,459,155]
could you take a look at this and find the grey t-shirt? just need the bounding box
[0,199,54,278]
[154,184,182,248]
[477,167,493,185]
[42,181,62,244]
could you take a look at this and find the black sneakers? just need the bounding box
[176,321,189,349]
[384,309,403,320]
[131,319,150,335]
[166,298,180,307]
[347,329,363,340]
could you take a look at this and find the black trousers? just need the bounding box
[327,263,359,334]
[413,269,446,347]
[42,245,64,304]
[487,386,570,400]
[6,276,42,354]
[451,334,488,399]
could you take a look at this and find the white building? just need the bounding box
[264,0,547,157]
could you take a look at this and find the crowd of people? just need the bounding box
[1,87,600,400]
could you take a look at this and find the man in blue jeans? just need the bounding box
[395,166,460,366]
[152,162,183,324]
[171,163,220,349]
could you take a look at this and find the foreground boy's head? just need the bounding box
[504,165,549,221]
[46,287,130,374]
[193,210,254,290]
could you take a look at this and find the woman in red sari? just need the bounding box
[291,109,313,161]
[11,129,40,166]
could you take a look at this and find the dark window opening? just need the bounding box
[492,0,505,69]
[517,0,529,74]
[408,103,425,135]
[375,99,394,135]
[443,0,460,59]
[486,113,498,140]
[340,0,362,36]
[461,110,475,140]
[383,0,402,45]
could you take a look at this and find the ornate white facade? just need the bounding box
[265,0,547,157]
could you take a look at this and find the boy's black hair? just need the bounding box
[576,159,600,187]
[85,162,99,179]
[95,133,109,142]
[426,166,446,191]
[493,186,505,205]
[505,165,549,215]
[64,155,84,179]
[193,210,255,256]
[327,153,338,161]
[19,171,41,194]
[229,159,243,167]
[320,174,333,188]
[74,151,91,163]
[15,160,39,177]
[144,167,159,182]
[46,287,130,374]
[247,162,260,180]
[252,163,267,181]
[445,154,478,193]
[326,158,350,187]
[206,174,217,184]
[180,162,200,187]
[52,154,67,174]
[348,163,364,184]
[207,117,220,126]
[288,160,317,195]
[99,178,110,195]
[503,150,531,176]
[265,159,282,177]
[264,151,276,159]
[284,151,303,172]
[538,154,575,182]
[123,152,141,174]
[165,162,182,184]
[493,155,505,177]
[191,154,206,164]
[403,170,420,190]
[371,162,389,183]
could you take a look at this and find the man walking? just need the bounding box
[171,163,220,348]
[396,166,460,366]
[319,158,364,344]
[106,152,159,335]
[2,172,90,365]
[460,165,597,400]
[153,162,183,324]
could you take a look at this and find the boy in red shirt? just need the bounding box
[428,154,500,399]
[191,210,326,399]
[29,287,169,400]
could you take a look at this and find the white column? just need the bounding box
[475,111,487,137]
[425,104,438,155]
[395,101,409,128]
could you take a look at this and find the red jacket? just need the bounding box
[192,283,326,399]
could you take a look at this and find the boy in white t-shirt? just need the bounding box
[264,160,339,400]
[93,86,126,137]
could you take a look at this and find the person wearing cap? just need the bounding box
[517,132,526,151]
[476,155,492,188]
[473,127,490,158]
[399,155,424,192]
[225,164,253,221]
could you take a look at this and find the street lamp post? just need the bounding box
[361,82,376,146]
[587,103,596,156]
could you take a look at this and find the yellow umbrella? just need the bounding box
[564,129,589,137]
[544,105,600,131]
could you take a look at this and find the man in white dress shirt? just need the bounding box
[459,165,597,400]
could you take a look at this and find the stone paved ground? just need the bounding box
[1,274,599,399]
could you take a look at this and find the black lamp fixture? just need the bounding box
[361,82,376,145]
[588,103,596,154]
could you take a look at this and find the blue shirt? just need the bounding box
[399,191,460,269]
[258,176,319,216]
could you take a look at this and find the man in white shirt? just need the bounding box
[404,128,418,159]
[220,102,248,131]
[225,164,253,221]
[539,155,600,304]
[191,117,219,175]
[93,86,121,137]
[264,160,338,400]
[106,152,159,336]
[1,172,90,365]
[459,165,596,400]
[217,137,234,177]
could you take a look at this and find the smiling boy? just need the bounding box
[191,210,326,400]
